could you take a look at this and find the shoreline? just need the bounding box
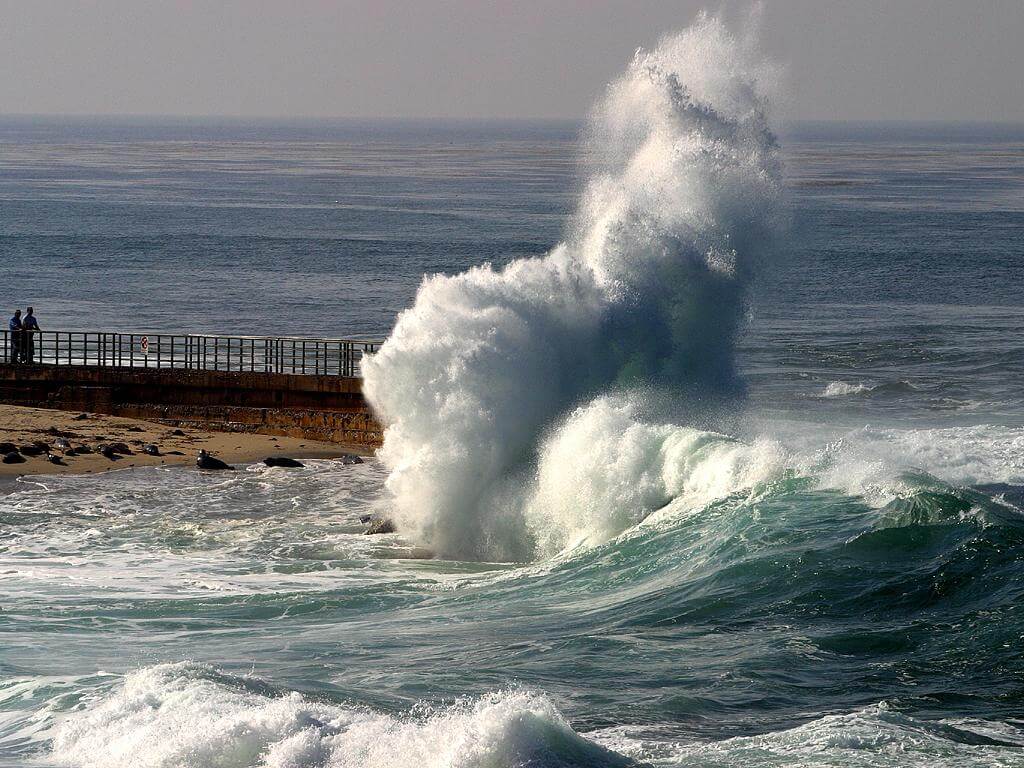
[0,404,371,478]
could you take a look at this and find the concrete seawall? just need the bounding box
[0,364,382,448]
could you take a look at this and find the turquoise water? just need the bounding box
[3,27,1024,767]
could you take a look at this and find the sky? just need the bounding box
[1,0,1022,123]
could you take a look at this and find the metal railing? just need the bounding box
[0,330,383,377]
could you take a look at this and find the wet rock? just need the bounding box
[143,444,161,456]
[99,445,119,460]
[0,442,16,454]
[74,444,93,454]
[196,450,233,471]
[46,453,65,465]
[107,442,132,455]
[72,413,88,420]
[2,451,25,464]
[263,456,304,468]
[127,426,144,432]
[339,454,364,465]
[364,518,396,535]
[19,444,46,457]
[170,429,186,436]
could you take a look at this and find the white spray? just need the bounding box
[363,14,783,561]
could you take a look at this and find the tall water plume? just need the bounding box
[362,13,783,561]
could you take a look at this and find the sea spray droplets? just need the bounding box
[363,14,782,561]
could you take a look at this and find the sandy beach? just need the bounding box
[0,404,369,477]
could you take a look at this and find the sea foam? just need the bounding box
[363,14,783,561]
[821,381,871,398]
[50,663,629,768]
[52,665,1024,768]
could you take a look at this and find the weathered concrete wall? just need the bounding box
[0,363,382,447]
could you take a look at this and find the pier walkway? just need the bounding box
[2,331,382,377]
[0,331,385,448]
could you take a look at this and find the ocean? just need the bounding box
[2,21,1024,768]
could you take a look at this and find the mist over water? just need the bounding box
[364,16,782,561]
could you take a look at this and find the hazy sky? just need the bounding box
[1,0,1022,122]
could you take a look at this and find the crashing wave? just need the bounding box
[50,663,630,768]
[363,14,783,561]
[51,665,1024,768]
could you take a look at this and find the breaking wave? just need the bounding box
[363,14,783,561]
[48,661,1024,768]
[49,664,629,768]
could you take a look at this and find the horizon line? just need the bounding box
[2,112,1024,127]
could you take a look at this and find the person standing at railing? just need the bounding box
[8,309,23,363]
[21,307,40,363]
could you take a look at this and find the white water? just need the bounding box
[821,381,871,398]
[524,396,787,555]
[48,664,627,768]
[363,15,783,561]
[46,663,1024,768]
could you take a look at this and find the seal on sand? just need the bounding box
[197,450,233,471]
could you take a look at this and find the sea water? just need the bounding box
[2,18,1024,768]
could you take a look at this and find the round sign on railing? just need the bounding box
[140,336,149,355]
